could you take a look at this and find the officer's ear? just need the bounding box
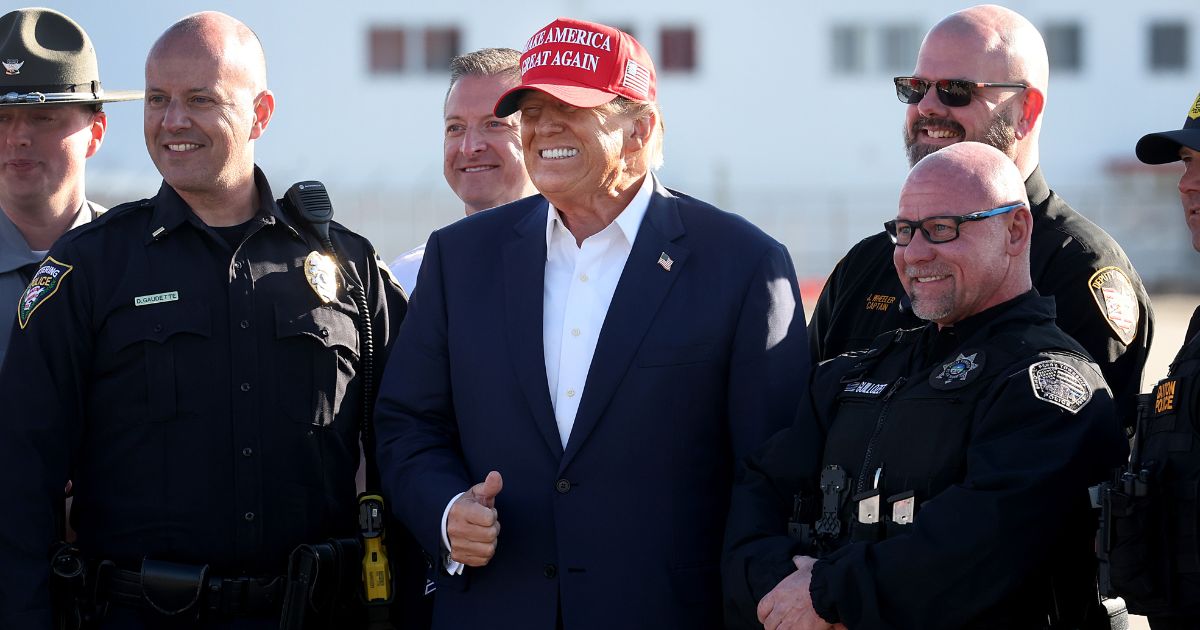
[1013,87,1044,139]
[1005,204,1033,256]
[249,89,275,140]
[85,109,107,159]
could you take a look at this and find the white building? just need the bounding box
[42,0,1200,287]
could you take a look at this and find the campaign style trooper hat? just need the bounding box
[494,17,656,117]
[1136,91,1200,164]
[0,7,142,107]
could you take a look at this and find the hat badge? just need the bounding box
[1189,92,1200,120]
[2,59,22,75]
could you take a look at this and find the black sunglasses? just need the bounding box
[884,202,1024,246]
[894,77,1028,108]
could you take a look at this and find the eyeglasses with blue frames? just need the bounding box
[884,202,1025,246]
[894,77,1028,108]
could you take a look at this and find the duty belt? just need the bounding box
[96,558,283,619]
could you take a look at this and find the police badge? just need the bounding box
[304,251,338,303]
[929,351,985,390]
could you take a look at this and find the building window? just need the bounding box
[1149,22,1188,71]
[368,27,406,74]
[424,27,460,73]
[879,25,921,74]
[831,24,866,74]
[1045,23,1083,72]
[660,26,697,72]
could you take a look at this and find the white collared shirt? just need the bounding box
[542,175,652,446]
[440,174,653,575]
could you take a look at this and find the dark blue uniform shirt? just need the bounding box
[0,168,405,627]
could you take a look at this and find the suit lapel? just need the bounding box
[562,179,689,468]
[503,199,564,459]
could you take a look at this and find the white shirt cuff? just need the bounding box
[440,491,466,575]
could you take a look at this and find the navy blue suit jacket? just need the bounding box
[375,178,809,629]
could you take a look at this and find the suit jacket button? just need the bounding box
[555,479,571,494]
[543,564,557,578]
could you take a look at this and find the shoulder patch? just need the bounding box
[1087,266,1138,345]
[930,351,985,390]
[1028,360,1093,414]
[17,257,74,329]
[376,251,407,298]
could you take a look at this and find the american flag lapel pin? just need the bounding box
[657,252,673,272]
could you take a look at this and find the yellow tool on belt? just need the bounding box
[359,494,392,602]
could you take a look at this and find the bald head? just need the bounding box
[928,5,1048,94]
[906,142,1028,212]
[894,142,1033,326]
[149,12,267,92]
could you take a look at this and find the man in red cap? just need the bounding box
[375,17,809,630]
[1099,92,1200,630]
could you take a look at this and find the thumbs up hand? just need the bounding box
[447,471,503,567]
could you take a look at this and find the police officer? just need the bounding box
[1102,91,1200,629]
[724,142,1128,630]
[0,7,140,367]
[807,5,1153,426]
[0,12,410,628]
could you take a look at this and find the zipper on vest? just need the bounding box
[857,376,907,494]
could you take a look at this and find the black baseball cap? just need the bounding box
[1136,91,1200,165]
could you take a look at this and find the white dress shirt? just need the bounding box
[440,175,653,574]
[388,243,425,296]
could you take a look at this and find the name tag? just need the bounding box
[134,291,179,307]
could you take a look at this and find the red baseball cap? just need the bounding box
[494,17,656,117]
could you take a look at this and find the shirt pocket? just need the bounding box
[104,303,212,423]
[274,304,360,427]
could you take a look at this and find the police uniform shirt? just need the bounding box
[0,168,405,624]
[0,200,101,368]
[807,167,1154,424]
[724,291,1129,629]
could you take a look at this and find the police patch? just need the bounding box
[304,251,338,304]
[930,351,985,390]
[17,257,73,329]
[1088,266,1138,345]
[1154,378,1178,415]
[1029,360,1092,414]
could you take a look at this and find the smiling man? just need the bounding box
[0,8,139,368]
[389,48,537,294]
[374,17,808,630]
[724,142,1128,630]
[807,4,1152,428]
[0,12,412,628]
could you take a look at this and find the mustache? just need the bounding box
[902,265,953,279]
[907,116,965,140]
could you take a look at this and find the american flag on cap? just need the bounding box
[622,60,651,98]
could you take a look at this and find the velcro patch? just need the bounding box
[843,380,890,396]
[1088,266,1138,345]
[1029,360,1092,414]
[17,257,73,329]
[1154,379,1178,415]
